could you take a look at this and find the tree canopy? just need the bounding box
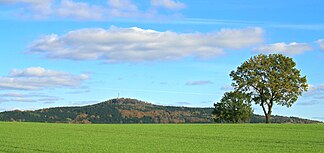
[213,91,253,123]
[230,54,308,123]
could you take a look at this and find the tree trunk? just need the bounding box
[266,103,272,124]
[265,114,270,124]
[261,103,269,124]
[261,102,272,124]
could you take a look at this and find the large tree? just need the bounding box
[213,91,253,123]
[230,54,308,123]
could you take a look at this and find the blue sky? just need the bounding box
[0,0,323,121]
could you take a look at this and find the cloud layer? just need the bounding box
[56,0,104,20]
[0,0,53,18]
[253,42,313,55]
[151,0,186,10]
[0,92,62,103]
[308,84,324,92]
[0,0,186,20]
[0,67,88,90]
[28,26,264,62]
[299,84,324,105]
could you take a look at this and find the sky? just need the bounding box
[0,0,323,121]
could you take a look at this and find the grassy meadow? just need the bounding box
[0,122,323,153]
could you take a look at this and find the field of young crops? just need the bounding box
[0,122,323,153]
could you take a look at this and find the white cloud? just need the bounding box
[214,27,264,49]
[317,39,324,50]
[9,98,37,102]
[28,26,263,62]
[108,0,138,11]
[0,92,61,103]
[185,80,213,86]
[6,0,104,20]
[307,84,324,92]
[303,84,324,98]
[0,97,36,103]
[0,92,26,97]
[300,84,324,105]
[0,92,59,98]
[307,84,319,92]
[0,0,53,18]
[253,42,313,55]
[151,0,186,10]
[56,0,104,20]
[10,67,69,77]
[0,0,187,20]
[105,0,187,19]
[0,67,89,90]
[107,0,139,18]
[38,97,61,102]
[0,0,47,4]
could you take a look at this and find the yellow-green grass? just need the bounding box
[0,122,323,152]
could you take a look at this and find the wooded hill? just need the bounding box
[0,98,321,124]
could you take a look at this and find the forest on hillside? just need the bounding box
[0,98,321,124]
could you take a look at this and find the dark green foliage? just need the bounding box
[230,54,308,123]
[0,98,213,124]
[213,91,253,123]
[250,114,322,124]
[0,98,320,124]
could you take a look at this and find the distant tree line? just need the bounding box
[0,98,320,124]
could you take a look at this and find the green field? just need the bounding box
[0,122,323,153]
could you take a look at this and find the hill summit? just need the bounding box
[0,98,321,124]
[0,98,213,124]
